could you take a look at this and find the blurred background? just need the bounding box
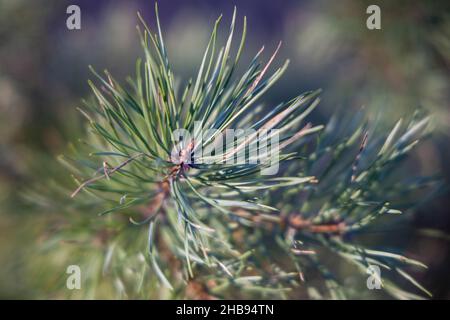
[0,0,449,298]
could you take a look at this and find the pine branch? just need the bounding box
[24,4,441,300]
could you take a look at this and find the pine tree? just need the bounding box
[27,4,439,299]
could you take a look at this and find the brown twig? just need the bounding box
[233,208,346,234]
[287,214,345,234]
[131,180,170,224]
[71,153,146,198]
[185,281,218,300]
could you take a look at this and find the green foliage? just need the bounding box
[28,4,440,299]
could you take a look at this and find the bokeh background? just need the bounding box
[0,0,449,298]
